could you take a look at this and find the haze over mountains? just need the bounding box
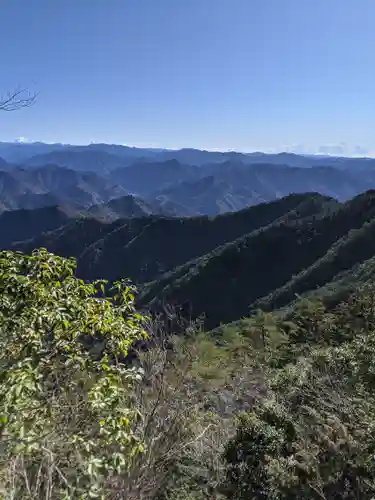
[0,163,127,212]
[3,140,375,168]
[2,141,375,331]
[7,189,375,332]
[2,141,375,217]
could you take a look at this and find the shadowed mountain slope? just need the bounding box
[0,164,126,211]
[13,193,332,284]
[138,191,375,329]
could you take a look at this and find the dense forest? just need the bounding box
[8,188,375,331]
[2,249,375,498]
[2,143,375,497]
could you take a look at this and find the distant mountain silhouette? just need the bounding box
[149,162,375,215]
[0,142,68,164]
[0,157,9,170]
[110,159,199,197]
[24,150,126,173]
[0,164,127,211]
[3,141,375,171]
[11,190,375,330]
[152,175,256,216]
[0,142,158,165]
[1,143,375,217]
[88,195,159,221]
[13,193,334,284]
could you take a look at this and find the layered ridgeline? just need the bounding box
[3,145,375,217]
[3,162,375,497]
[146,162,375,215]
[141,192,375,327]
[14,193,320,282]
[8,189,375,330]
[3,143,375,498]
[0,163,126,212]
[140,190,375,328]
[3,140,375,169]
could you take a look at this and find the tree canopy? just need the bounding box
[0,249,147,498]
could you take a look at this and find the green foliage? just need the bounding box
[256,216,375,313]
[0,249,147,498]
[221,287,375,499]
[5,190,375,498]
[140,191,375,329]
[124,319,264,500]
[15,192,331,295]
[10,190,375,332]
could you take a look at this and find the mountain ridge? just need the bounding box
[11,192,338,287]
[2,144,375,331]
[3,141,375,172]
[2,144,375,218]
[0,164,127,212]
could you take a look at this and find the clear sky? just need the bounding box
[1,0,375,154]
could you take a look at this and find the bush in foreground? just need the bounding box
[221,289,375,499]
[0,249,147,498]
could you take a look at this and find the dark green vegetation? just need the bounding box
[2,251,375,498]
[3,142,375,497]
[10,189,375,332]
[11,192,334,289]
[220,289,375,499]
[0,205,73,248]
[141,189,375,329]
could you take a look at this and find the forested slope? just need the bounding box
[140,190,375,328]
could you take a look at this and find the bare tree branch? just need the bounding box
[0,87,37,112]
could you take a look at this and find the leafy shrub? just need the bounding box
[221,288,375,500]
[0,249,147,498]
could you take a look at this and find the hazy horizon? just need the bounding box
[1,0,374,155]
[2,138,375,159]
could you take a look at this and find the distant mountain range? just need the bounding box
[0,163,127,212]
[87,195,178,221]
[3,141,375,332]
[149,162,375,215]
[1,141,375,218]
[110,159,199,197]
[2,140,375,170]
[8,190,375,332]
[24,149,127,173]
[13,193,326,283]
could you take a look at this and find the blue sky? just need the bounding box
[1,0,375,154]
